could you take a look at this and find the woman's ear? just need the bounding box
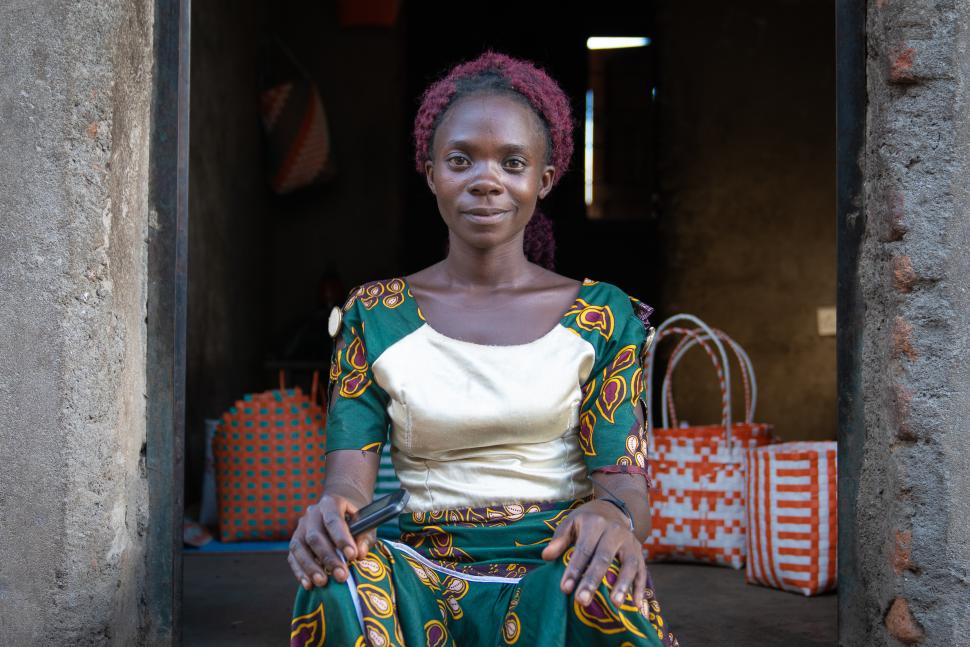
[537,165,556,199]
[424,160,436,195]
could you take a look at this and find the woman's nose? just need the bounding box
[467,161,503,195]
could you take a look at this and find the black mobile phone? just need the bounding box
[347,488,410,536]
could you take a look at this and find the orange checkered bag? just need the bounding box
[643,315,776,568]
[213,371,327,541]
[745,441,837,595]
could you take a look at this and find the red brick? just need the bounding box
[892,530,912,575]
[892,256,916,293]
[892,317,918,361]
[889,47,918,85]
[885,597,924,644]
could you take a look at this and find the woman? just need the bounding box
[287,50,679,647]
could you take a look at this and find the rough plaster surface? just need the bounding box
[0,0,154,644]
[852,0,970,644]
[655,1,837,442]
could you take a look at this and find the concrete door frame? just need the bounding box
[146,0,190,643]
[834,1,866,644]
[146,2,862,644]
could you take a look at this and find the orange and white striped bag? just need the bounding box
[745,442,837,596]
[643,315,776,569]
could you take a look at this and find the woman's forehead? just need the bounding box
[434,93,545,151]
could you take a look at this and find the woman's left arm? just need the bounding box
[590,395,652,542]
[540,469,650,610]
[546,291,656,609]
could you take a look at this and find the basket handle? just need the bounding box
[657,327,729,429]
[644,314,733,446]
[310,370,320,406]
[664,328,757,426]
[278,369,325,407]
[660,326,731,436]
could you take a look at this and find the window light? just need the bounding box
[586,37,651,50]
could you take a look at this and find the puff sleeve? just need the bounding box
[578,296,653,482]
[323,289,391,454]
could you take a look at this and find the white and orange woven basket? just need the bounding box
[745,441,837,596]
[259,80,335,195]
[643,315,776,569]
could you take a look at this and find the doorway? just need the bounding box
[161,1,843,644]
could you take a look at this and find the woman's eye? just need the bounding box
[446,156,524,171]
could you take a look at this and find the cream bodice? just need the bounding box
[373,323,597,512]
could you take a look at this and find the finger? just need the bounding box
[304,523,348,582]
[288,541,328,590]
[321,500,358,562]
[611,545,639,607]
[286,517,317,589]
[634,560,648,611]
[301,506,327,561]
[286,549,311,590]
[575,534,620,607]
[561,523,604,596]
[303,510,336,562]
[540,517,574,561]
[355,528,377,559]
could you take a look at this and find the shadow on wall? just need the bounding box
[653,0,836,442]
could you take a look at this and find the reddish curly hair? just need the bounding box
[412,50,576,270]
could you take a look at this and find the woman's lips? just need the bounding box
[461,210,509,224]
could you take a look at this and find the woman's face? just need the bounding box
[425,92,556,252]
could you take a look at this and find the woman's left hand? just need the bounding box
[540,499,647,611]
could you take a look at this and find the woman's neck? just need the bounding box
[440,233,538,290]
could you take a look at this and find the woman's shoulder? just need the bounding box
[340,276,411,313]
[579,278,653,323]
[336,276,424,358]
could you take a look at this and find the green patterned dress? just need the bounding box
[290,277,679,647]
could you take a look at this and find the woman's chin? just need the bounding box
[446,215,523,250]
[452,230,519,253]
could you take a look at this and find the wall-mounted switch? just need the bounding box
[817,306,837,337]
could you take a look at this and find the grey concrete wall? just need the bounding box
[0,0,154,644]
[846,1,970,644]
[655,1,837,442]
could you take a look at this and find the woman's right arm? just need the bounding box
[287,448,380,590]
[289,287,389,589]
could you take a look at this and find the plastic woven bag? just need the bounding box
[643,315,776,568]
[745,441,837,595]
[258,40,335,194]
[214,372,327,541]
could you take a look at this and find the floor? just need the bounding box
[183,552,837,646]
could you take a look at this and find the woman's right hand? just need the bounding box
[287,492,377,591]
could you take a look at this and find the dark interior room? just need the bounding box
[182,1,837,644]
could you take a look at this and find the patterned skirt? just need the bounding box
[290,499,679,646]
